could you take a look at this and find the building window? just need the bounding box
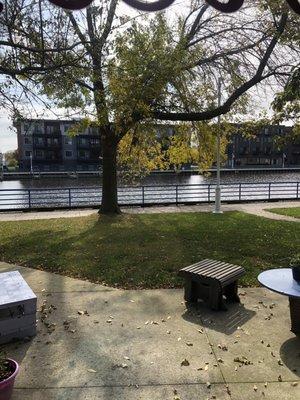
[35,150,44,158]
[25,151,32,157]
[47,138,52,145]
[65,137,73,145]
[24,137,32,145]
[90,138,100,146]
[65,151,73,158]
[53,138,59,145]
[35,137,44,145]
[78,150,89,159]
[80,138,88,145]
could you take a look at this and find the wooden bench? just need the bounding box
[178,259,245,311]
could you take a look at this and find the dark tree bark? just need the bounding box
[99,128,121,214]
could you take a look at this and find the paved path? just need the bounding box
[0,262,299,400]
[0,200,299,222]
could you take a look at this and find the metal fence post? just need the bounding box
[208,184,211,203]
[297,182,299,199]
[68,189,72,207]
[268,183,271,200]
[28,189,31,209]
[142,186,145,206]
[176,185,178,205]
[239,183,242,201]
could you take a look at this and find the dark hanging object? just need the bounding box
[0,0,300,17]
[205,0,244,13]
[286,0,300,14]
[48,0,93,9]
[122,0,175,12]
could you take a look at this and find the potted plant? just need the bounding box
[0,351,19,400]
[290,254,300,282]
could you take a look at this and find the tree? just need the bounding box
[1,1,300,213]
[4,150,18,168]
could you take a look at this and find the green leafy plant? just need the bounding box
[290,254,300,268]
[0,349,11,382]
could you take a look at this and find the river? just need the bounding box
[0,170,300,190]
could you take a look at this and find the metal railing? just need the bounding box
[0,181,299,211]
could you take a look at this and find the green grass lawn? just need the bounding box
[268,207,300,219]
[0,211,299,288]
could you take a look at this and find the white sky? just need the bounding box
[0,1,283,153]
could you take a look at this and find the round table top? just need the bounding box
[258,268,300,298]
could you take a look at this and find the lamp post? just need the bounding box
[213,78,222,214]
[30,153,33,174]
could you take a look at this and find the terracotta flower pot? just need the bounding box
[0,359,19,400]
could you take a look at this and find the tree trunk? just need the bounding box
[99,130,121,214]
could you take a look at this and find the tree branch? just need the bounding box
[153,13,288,122]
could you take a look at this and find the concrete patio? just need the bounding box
[0,262,299,400]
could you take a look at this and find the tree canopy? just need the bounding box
[1,0,300,212]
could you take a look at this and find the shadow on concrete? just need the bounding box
[280,337,300,377]
[182,300,256,335]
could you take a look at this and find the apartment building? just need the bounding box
[16,119,101,171]
[226,125,300,168]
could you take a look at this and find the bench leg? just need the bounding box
[289,297,300,335]
[184,279,198,303]
[224,281,240,303]
[209,286,226,311]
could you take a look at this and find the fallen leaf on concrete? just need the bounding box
[234,356,253,366]
[198,328,204,334]
[181,359,190,366]
[87,369,97,373]
[113,363,128,369]
[291,382,298,387]
[206,382,211,389]
[278,375,282,382]
[253,385,258,392]
[278,359,283,366]
[186,342,193,346]
[78,311,84,315]
[106,319,112,323]
[166,330,171,334]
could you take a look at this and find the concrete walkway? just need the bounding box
[0,262,299,400]
[0,200,299,222]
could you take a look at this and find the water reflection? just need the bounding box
[0,171,300,190]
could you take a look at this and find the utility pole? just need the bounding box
[213,78,222,214]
